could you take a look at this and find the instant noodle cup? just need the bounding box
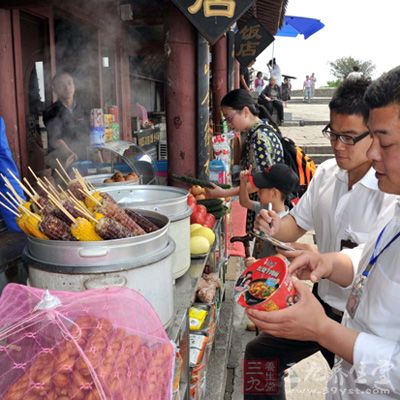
[235,256,297,311]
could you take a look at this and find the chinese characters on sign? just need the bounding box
[235,17,274,67]
[171,0,255,44]
[244,359,279,395]
[188,0,236,18]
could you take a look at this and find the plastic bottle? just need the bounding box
[209,159,226,184]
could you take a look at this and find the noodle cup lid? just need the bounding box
[235,256,297,311]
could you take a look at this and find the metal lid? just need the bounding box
[99,185,192,222]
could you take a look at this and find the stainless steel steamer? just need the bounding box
[99,185,191,279]
[24,210,175,327]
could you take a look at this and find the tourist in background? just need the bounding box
[303,75,312,103]
[310,72,317,98]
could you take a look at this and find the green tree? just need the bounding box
[329,57,375,80]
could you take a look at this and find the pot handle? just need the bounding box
[83,275,127,289]
[79,247,109,258]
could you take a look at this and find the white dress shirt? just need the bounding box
[290,158,397,311]
[327,200,400,399]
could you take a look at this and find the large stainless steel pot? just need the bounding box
[99,185,191,279]
[24,210,175,327]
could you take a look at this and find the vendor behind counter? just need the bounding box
[43,71,90,170]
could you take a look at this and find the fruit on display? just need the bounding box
[191,226,215,246]
[190,236,210,255]
[190,204,207,225]
[203,214,216,229]
[190,224,203,234]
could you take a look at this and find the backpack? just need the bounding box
[280,136,316,197]
[257,123,317,198]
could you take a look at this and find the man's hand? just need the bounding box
[287,251,334,282]
[254,209,281,236]
[245,257,256,268]
[278,242,318,259]
[246,278,329,342]
[65,152,78,169]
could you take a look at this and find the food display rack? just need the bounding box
[168,216,228,400]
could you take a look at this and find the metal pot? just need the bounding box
[99,185,192,279]
[24,210,175,327]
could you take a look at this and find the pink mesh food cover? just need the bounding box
[0,284,174,400]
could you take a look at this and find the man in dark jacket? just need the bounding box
[43,72,90,169]
[259,78,284,124]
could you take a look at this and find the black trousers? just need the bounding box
[244,283,343,400]
[265,100,284,123]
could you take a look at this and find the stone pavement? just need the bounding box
[222,101,334,400]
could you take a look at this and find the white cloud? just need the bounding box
[254,0,400,90]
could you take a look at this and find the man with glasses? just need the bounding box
[243,77,397,400]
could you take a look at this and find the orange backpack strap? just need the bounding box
[296,148,306,186]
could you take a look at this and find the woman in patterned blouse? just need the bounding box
[207,89,284,236]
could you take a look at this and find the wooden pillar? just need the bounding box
[165,3,196,180]
[0,10,21,169]
[227,31,235,92]
[234,60,240,89]
[196,33,210,180]
[211,35,228,133]
[116,41,132,141]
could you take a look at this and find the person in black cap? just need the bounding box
[239,163,299,217]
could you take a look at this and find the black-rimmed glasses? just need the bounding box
[322,124,370,145]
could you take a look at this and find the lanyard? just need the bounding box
[362,226,400,278]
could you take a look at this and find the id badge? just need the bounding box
[346,274,366,319]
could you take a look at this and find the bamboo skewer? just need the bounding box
[28,166,39,181]
[0,192,20,212]
[78,189,101,205]
[23,178,43,210]
[67,196,97,223]
[43,177,61,199]
[0,200,21,217]
[7,169,35,200]
[54,168,69,186]
[1,174,25,204]
[18,204,40,221]
[6,192,21,207]
[56,158,71,182]
[73,168,89,192]
[47,193,76,224]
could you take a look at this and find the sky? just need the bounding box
[254,0,400,90]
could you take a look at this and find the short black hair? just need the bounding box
[52,71,73,87]
[364,65,400,110]
[329,76,371,122]
[353,65,360,72]
[221,89,259,116]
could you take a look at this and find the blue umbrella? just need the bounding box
[277,16,325,39]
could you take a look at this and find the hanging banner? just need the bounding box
[172,0,255,44]
[235,16,274,66]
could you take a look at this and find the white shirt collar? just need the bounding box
[335,166,379,191]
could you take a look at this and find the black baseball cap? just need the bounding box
[250,164,299,195]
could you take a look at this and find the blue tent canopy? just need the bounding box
[277,16,324,39]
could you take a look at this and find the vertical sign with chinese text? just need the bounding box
[235,17,274,66]
[171,0,255,44]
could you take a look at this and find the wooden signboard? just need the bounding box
[172,0,255,44]
[235,16,274,66]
